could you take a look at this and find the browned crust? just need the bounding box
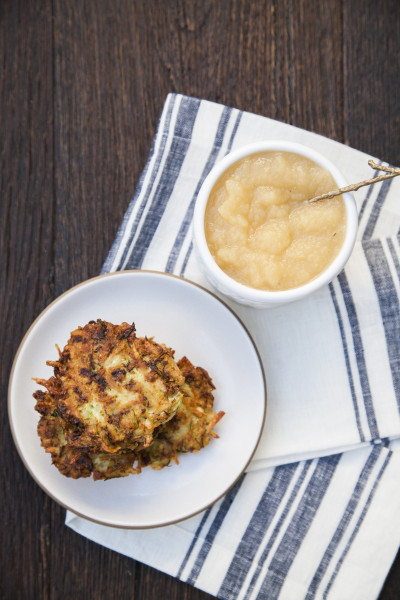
[33,322,223,480]
[138,356,224,470]
[33,319,184,454]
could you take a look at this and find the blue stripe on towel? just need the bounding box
[364,239,400,410]
[176,508,213,580]
[179,240,194,277]
[178,109,243,277]
[177,476,244,581]
[165,105,234,273]
[218,462,300,599]
[336,271,379,439]
[357,166,381,228]
[387,238,400,283]
[329,283,365,441]
[305,445,382,599]
[322,448,392,598]
[225,109,243,155]
[123,96,201,269]
[362,178,393,241]
[102,93,177,273]
[185,475,246,585]
[253,454,340,600]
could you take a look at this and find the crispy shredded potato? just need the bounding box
[33,320,223,480]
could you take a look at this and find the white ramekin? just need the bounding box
[192,140,358,309]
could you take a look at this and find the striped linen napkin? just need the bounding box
[66,94,400,600]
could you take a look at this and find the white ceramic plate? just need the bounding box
[9,271,266,528]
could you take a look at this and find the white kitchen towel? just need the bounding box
[67,94,400,599]
[67,441,400,600]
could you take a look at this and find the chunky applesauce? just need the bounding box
[204,151,346,291]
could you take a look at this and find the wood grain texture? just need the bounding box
[343,0,400,163]
[1,0,399,598]
[1,1,54,598]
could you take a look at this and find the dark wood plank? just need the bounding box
[140,565,215,600]
[0,0,54,598]
[49,505,141,600]
[52,0,141,294]
[284,0,344,141]
[343,0,400,164]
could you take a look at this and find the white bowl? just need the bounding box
[193,140,358,309]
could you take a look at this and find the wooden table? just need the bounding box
[2,1,399,598]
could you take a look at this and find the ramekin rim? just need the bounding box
[192,140,358,303]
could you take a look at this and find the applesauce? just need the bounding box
[204,151,346,291]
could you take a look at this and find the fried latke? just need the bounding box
[35,387,139,479]
[34,320,184,454]
[79,357,224,479]
[138,356,225,470]
[33,322,224,481]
